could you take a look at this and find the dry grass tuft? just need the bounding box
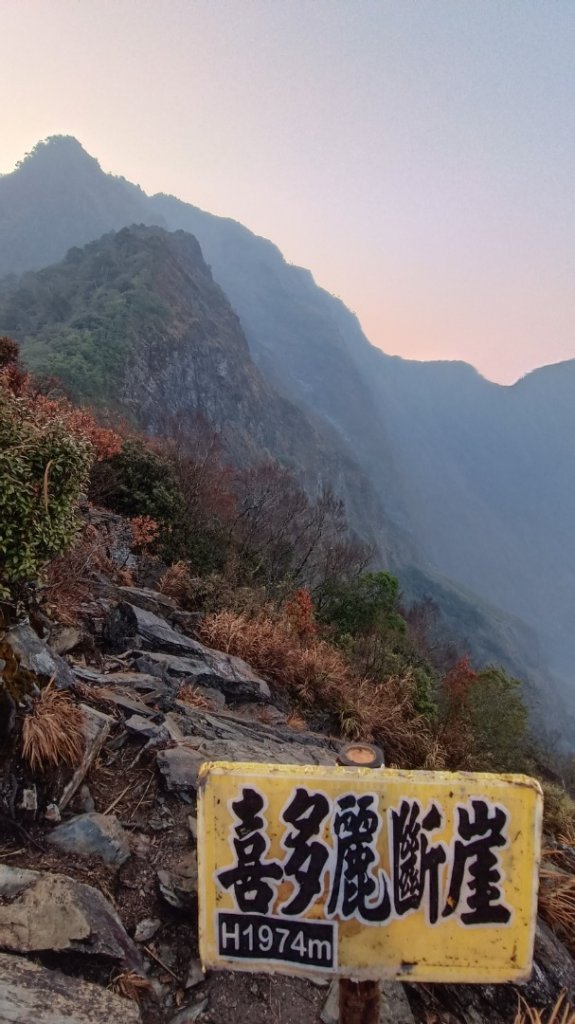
[177,683,214,711]
[542,784,575,844]
[198,609,436,766]
[538,867,575,957]
[515,993,575,1024]
[159,560,194,604]
[21,681,85,774]
[109,970,153,1003]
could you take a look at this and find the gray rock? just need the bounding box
[49,625,84,655]
[77,784,95,813]
[106,602,203,656]
[157,747,205,793]
[18,788,37,816]
[163,706,338,767]
[45,802,61,823]
[116,585,178,617]
[47,812,131,866]
[58,705,113,811]
[0,865,143,970]
[163,712,187,742]
[524,919,575,1004]
[5,621,75,689]
[320,981,339,1024]
[168,1001,208,1024]
[134,917,161,942]
[125,714,170,743]
[379,983,416,1023]
[72,665,166,695]
[157,851,198,910]
[141,648,270,703]
[184,958,204,988]
[109,604,270,703]
[0,951,141,1024]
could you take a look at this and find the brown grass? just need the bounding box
[198,609,437,766]
[177,683,214,711]
[109,970,153,1003]
[159,560,194,604]
[21,681,85,774]
[515,993,575,1024]
[538,867,575,957]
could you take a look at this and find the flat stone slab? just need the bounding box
[47,813,131,866]
[166,706,338,766]
[0,951,141,1024]
[135,649,270,703]
[106,604,270,702]
[0,865,142,971]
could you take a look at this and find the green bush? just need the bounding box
[0,390,93,598]
[467,666,529,772]
[317,571,405,641]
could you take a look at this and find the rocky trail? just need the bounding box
[1,516,574,1024]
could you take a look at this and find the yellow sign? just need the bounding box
[198,762,542,983]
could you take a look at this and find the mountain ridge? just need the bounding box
[1,135,573,744]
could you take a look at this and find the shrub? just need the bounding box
[436,658,528,772]
[467,666,529,772]
[0,387,93,598]
[317,571,405,641]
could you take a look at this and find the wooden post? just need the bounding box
[339,979,381,1024]
[337,741,384,1024]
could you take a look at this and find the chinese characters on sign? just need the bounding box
[198,763,542,983]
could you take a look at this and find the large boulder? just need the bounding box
[105,602,271,703]
[140,649,270,703]
[0,865,143,971]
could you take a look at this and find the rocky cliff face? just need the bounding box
[0,223,389,554]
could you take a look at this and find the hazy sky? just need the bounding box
[2,0,574,383]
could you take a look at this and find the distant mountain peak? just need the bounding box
[12,135,99,175]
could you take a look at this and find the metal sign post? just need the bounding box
[197,755,542,1001]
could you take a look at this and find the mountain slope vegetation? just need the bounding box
[1,135,573,744]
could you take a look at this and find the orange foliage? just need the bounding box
[129,515,160,550]
[439,655,478,768]
[0,338,123,461]
[284,588,317,642]
[32,397,123,461]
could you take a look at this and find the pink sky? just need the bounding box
[2,0,574,383]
